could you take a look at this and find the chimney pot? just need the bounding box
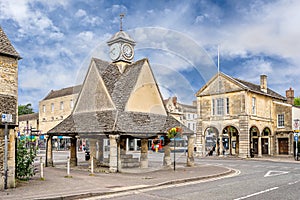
[260,75,267,93]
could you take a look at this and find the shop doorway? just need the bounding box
[278,138,288,155]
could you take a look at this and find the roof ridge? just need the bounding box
[0,26,21,59]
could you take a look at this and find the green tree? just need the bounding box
[16,139,36,180]
[18,103,34,115]
[295,97,300,106]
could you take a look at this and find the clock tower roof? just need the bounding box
[107,30,135,46]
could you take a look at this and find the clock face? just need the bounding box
[122,43,134,60]
[109,43,121,61]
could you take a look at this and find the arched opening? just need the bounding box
[223,126,239,156]
[204,127,218,156]
[250,126,259,156]
[262,127,271,155]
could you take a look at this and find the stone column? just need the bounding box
[109,135,119,172]
[187,135,195,167]
[46,135,53,167]
[219,134,224,156]
[140,139,148,168]
[89,138,97,169]
[270,136,274,156]
[258,135,262,157]
[163,143,172,168]
[7,129,16,188]
[70,137,77,167]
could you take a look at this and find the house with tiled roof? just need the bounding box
[39,85,81,135]
[0,26,21,189]
[195,72,294,158]
[46,24,194,172]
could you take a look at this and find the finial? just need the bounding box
[120,13,125,31]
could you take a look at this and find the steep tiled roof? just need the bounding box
[94,58,146,111]
[0,26,21,59]
[43,85,82,100]
[48,110,192,136]
[48,58,193,137]
[19,113,39,121]
[234,78,286,100]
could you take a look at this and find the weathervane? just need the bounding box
[120,13,125,31]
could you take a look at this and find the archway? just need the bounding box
[262,127,271,155]
[222,126,239,155]
[250,126,259,156]
[204,127,219,156]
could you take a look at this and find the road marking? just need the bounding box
[288,180,299,185]
[234,187,279,200]
[264,170,289,177]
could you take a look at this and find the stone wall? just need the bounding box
[0,55,18,97]
[0,54,18,189]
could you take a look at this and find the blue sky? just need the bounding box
[1,0,300,111]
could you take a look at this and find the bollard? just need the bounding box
[65,156,72,178]
[40,156,45,180]
[90,156,94,176]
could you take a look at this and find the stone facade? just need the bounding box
[18,113,39,136]
[196,73,293,158]
[39,86,80,134]
[0,26,21,190]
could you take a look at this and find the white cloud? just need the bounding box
[75,9,87,18]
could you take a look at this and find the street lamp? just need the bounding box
[294,119,299,161]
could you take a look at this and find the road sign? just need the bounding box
[295,136,298,142]
[1,114,12,123]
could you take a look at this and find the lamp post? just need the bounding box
[2,113,12,189]
[294,119,299,161]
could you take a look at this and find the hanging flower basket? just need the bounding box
[167,127,182,139]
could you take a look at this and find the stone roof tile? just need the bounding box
[0,26,20,59]
[234,78,286,100]
[43,85,82,101]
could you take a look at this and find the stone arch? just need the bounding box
[261,127,271,155]
[222,125,239,156]
[204,126,219,156]
[249,126,260,155]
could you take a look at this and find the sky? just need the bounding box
[1,0,300,112]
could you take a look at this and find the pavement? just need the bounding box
[0,154,298,200]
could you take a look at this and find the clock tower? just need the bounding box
[107,14,135,63]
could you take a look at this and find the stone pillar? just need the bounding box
[140,139,148,168]
[163,143,172,168]
[187,135,195,167]
[270,136,274,156]
[134,139,138,151]
[70,137,77,167]
[97,139,104,162]
[89,138,97,169]
[219,134,224,156]
[258,136,262,157]
[46,135,53,167]
[7,129,16,188]
[109,135,119,172]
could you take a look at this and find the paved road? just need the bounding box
[83,158,300,200]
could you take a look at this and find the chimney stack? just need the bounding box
[172,96,177,106]
[260,75,267,93]
[286,87,294,105]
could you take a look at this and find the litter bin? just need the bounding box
[85,151,90,161]
[250,148,254,158]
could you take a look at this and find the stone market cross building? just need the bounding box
[47,28,194,172]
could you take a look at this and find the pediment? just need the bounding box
[197,73,245,96]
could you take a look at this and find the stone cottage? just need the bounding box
[0,26,21,189]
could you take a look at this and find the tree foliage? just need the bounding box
[16,139,36,180]
[294,97,300,106]
[18,103,34,115]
